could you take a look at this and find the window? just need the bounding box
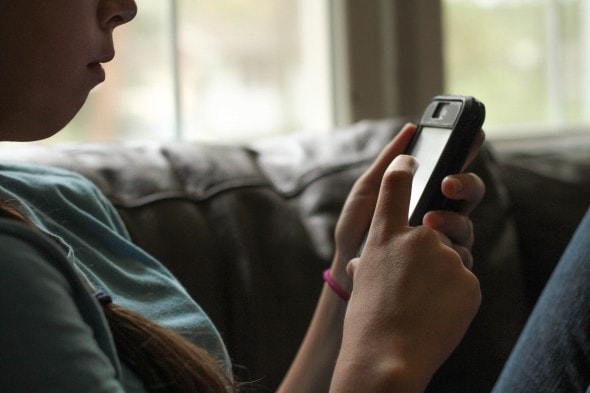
[443,0,590,136]
[59,0,176,142]
[56,0,333,143]
[55,1,590,143]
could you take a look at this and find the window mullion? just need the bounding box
[169,0,183,139]
[581,0,590,121]
[332,0,443,125]
[545,0,566,124]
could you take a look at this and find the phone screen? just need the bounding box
[408,127,453,219]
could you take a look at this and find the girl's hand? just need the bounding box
[331,124,417,291]
[423,172,486,270]
[332,155,482,393]
[331,124,485,291]
[423,128,486,269]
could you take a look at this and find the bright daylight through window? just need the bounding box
[55,0,590,142]
[57,0,332,143]
[443,0,590,136]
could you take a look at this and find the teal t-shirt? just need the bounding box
[0,163,231,392]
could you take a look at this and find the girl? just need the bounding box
[0,0,486,391]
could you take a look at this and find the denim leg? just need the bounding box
[492,208,590,393]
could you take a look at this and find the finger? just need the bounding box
[462,129,486,171]
[346,258,360,279]
[452,245,474,270]
[428,227,473,269]
[357,123,417,190]
[344,124,418,250]
[441,173,486,215]
[423,211,474,250]
[431,227,454,249]
[372,155,418,230]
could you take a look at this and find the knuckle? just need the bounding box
[411,225,441,245]
[467,219,474,242]
[468,276,482,305]
[459,215,474,239]
[455,246,474,270]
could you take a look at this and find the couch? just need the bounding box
[2,119,589,392]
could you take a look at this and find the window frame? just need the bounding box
[331,0,444,126]
[336,0,590,140]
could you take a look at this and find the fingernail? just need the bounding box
[425,212,445,228]
[433,214,445,227]
[446,177,463,194]
[388,155,419,175]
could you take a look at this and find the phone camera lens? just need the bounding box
[432,103,449,119]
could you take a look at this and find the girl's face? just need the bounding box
[0,0,137,141]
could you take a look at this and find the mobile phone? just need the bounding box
[406,95,485,226]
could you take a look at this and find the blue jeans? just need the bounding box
[492,208,590,393]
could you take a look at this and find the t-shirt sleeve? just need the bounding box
[64,172,132,240]
[0,221,126,393]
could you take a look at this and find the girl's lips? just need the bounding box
[87,52,113,83]
[87,62,106,83]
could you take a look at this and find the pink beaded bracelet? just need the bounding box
[323,269,351,302]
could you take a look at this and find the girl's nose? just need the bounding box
[99,0,138,30]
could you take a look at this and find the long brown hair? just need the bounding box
[0,201,237,392]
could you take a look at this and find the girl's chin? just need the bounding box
[0,92,89,142]
[0,112,82,142]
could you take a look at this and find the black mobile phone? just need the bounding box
[357,95,485,256]
[406,95,485,226]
